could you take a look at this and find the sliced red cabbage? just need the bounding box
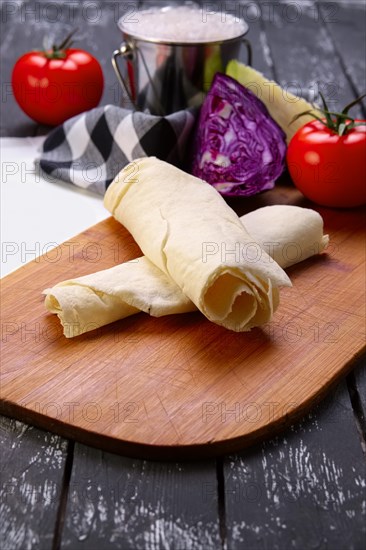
[191,73,287,196]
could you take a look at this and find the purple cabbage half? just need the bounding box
[191,73,287,196]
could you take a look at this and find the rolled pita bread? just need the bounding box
[45,257,195,338]
[243,205,329,269]
[104,158,292,331]
[44,204,328,337]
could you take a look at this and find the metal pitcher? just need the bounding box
[112,18,252,116]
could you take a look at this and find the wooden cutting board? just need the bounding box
[1,186,365,459]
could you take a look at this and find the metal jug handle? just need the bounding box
[112,42,138,110]
[112,41,167,115]
[242,38,253,66]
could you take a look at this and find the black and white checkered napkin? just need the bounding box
[39,105,196,194]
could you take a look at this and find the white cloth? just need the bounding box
[0,137,107,277]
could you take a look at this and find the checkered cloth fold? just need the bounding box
[39,105,196,195]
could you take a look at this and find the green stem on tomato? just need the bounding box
[290,91,366,136]
[55,28,78,51]
[42,28,78,60]
[342,93,366,116]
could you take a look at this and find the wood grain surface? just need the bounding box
[60,445,221,549]
[0,417,69,550]
[224,380,366,549]
[1,1,365,549]
[1,186,365,459]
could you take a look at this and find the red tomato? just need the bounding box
[12,49,104,126]
[287,120,366,208]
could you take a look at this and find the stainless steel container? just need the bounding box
[112,17,251,116]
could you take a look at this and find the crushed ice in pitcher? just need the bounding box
[119,4,247,43]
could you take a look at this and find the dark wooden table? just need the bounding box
[1,1,365,548]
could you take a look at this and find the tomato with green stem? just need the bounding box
[286,93,366,208]
[12,29,104,126]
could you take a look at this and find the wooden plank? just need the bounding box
[260,0,366,409]
[354,364,366,433]
[348,355,366,443]
[0,16,54,546]
[233,0,273,75]
[0,415,69,550]
[0,23,39,135]
[319,0,366,112]
[1,198,365,458]
[0,2,19,46]
[2,5,364,462]
[261,0,363,116]
[223,379,366,549]
[60,444,221,549]
[222,4,366,548]
[319,1,366,421]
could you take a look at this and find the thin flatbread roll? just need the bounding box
[104,157,291,331]
[44,257,195,338]
[243,205,329,269]
[44,205,328,337]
